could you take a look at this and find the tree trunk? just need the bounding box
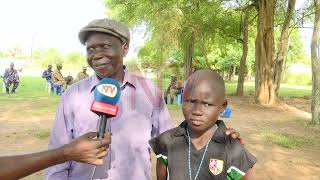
[236,6,251,96]
[200,37,211,69]
[255,0,277,105]
[274,0,296,97]
[184,32,195,79]
[311,0,320,124]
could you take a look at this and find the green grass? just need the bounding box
[26,128,51,139]
[0,76,60,117]
[0,76,312,117]
[159,78,311,99]
[262,131,316,149]
[224,81,311,99]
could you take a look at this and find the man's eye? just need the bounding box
[87,47,95,53]
[103,44,111,49]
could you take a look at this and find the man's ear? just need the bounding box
[122,43,129,57]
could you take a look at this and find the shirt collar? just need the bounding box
[90,65,137,92]
[173,120,227,144]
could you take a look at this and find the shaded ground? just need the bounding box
[0,95,319,180]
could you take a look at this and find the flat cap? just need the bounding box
[78,18,130,45]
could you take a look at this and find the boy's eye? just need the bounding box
[203,102,212,106]
[185,99,193,103]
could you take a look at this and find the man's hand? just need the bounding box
[61,132,111,165]
[225,124,244,144]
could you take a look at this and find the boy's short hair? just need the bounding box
[183,69,225,100]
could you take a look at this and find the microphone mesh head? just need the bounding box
[94,78,121,105]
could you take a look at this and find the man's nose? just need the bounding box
[92,53,104,61]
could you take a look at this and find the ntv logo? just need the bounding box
[97,84,117,97]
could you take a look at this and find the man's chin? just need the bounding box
[94,70,113,78]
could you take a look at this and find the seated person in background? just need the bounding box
[165,74,183,104]
[74,66,89,82]
[52,64,67,95]
[150,70,256,180]
[42,64,54,93]
[3,62,20,94]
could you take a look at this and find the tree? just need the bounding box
[254,0,277,105]
[273,0,296,97]
[236,5,254,96]
[311,0,320,124]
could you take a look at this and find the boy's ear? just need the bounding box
[221,99,228,112]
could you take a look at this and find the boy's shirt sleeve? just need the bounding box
[149,132,170,166]
[227,139,257,180]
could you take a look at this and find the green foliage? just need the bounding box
[283,71,312,86]
[262,131,315,149]
[0,51,5,58]
[31,48,87,70]
[286,29,310,65]
[106,0,243,76]
[35,48,64,67]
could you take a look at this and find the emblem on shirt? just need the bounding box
[209,159,224,175]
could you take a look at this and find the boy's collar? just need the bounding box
[173,120,227,144]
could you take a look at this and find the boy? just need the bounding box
[149,70,256,180]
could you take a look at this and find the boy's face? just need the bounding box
[182,77,226,133]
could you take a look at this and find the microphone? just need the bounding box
[90,78,121,138]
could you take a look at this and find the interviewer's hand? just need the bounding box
[61,132,111,165]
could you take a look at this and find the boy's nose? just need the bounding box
[191,103,203,116]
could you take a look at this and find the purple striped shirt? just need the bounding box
[45,69,174,180]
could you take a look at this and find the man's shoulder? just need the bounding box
[128,73,153,84]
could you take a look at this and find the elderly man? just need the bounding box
[46,18,241,180]
[3,62,20,93]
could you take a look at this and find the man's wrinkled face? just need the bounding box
[48,65,52,71]
[57,66,62,70]
[10,63,14,70]
[85,33,128,78]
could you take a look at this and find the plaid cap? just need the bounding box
[78,18,130,45]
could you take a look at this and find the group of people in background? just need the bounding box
[42,64,89,96]
[1,62,89,95]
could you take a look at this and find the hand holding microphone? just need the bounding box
[61,131,111,165]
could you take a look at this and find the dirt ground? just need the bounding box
[0,96,319,180]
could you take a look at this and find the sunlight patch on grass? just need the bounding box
[262,131,316,149]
